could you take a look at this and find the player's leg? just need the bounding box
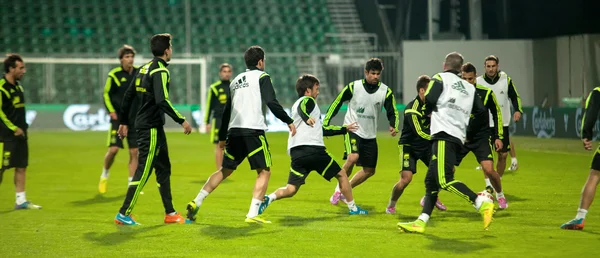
[397,141,442,233]
[262,149,310,213]
[245,134,273,223]
[496,127,510,176]
[99,121,122,193]
[348,138,378,188]
[116,128,156,225]
[476,137,507,208]
[186,137,241,222]
[126,129,139,184]
[331,132,359,204]
[508,138,518,171]
[387,145,415,214]
[212,120,224,169]
[315,149,367,214]
[439,141,495,229]
[153,130,184,224]
[561,150,600,230]
[12,139,40,210]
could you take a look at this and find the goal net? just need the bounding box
[24,56,207,131]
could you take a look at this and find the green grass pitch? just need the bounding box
[0,132,598,257]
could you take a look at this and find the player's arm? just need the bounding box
[119,76,137,125]
[297,97,316,125]
[323,83,354,126]
[259,73,294,124]
[471,91,487,124]
[424,75,443,115]
[582,88,600,140]
[323,124,348,136]
[486,89,504,139]
[404,109,430,140]
[204,85,216,125]
[384,88,400,132]
[151,68,186,124]
[507,77,523,113]
[0,91,18,132]
[218,86,232,141]
[103,74,117,113]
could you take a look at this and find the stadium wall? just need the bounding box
[402,40,534,105]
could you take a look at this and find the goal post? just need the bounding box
[25,56,208,132]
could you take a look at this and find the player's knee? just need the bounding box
[287,185,299,196]
[108,147,119,156]
[220,168,234,178]
[364,168,376,177]
[347,153,359,163]
[335,170,348,180]
[400,171,413,185]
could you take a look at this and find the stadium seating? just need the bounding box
[2,0,338,105]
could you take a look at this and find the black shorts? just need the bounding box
[222,134,271,170]
[107,119,138,149]
[287,146,341,186]
[455,136,494,166]
[491,126,510,153]
[424,140,461,191]
[209,118,222,144]
[1,139,28,169]
[591,146,600,171]
[398,144,430,174]
[343,132,378,168]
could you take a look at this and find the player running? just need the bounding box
[99,45,140,194]
[186,46,296,224]
[458,62,507,209]
[258,74,368,216]
[204,63,232,169]
[324,58,399,205]
[386,75,447,214]
[561,86,600,230]
[397,52,495,233]
[477,55,523,178]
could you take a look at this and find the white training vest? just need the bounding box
[228,69,267,130]
[430,72,475,144]
[287,96,324,155]
[477,71,510,127]
[344,80,388,139]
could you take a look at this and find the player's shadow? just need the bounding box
[83,224,165,246]
[436,210,480,221]
[198,223,276,240]
[502,194,528,203]
[278,214,344,227]
[425,234,494,254]
[335,204,378,215]
[70,194,126,206]
[0,209,17,215]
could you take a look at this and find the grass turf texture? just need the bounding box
[0,132,598,257]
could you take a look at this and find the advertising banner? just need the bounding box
[511,107,599,139]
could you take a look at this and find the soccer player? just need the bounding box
[477,55,523,176]
[114,33,193,225]
[98,45,140,194]
[560,86,600,230]
[186,46,296,224]
[459,62,508,209]
[323,58,399,204]
[386,75,447,214]
[397,52,495,233]
[0,54,41,209]
[204,63,232,169]
[258,74,368,215]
